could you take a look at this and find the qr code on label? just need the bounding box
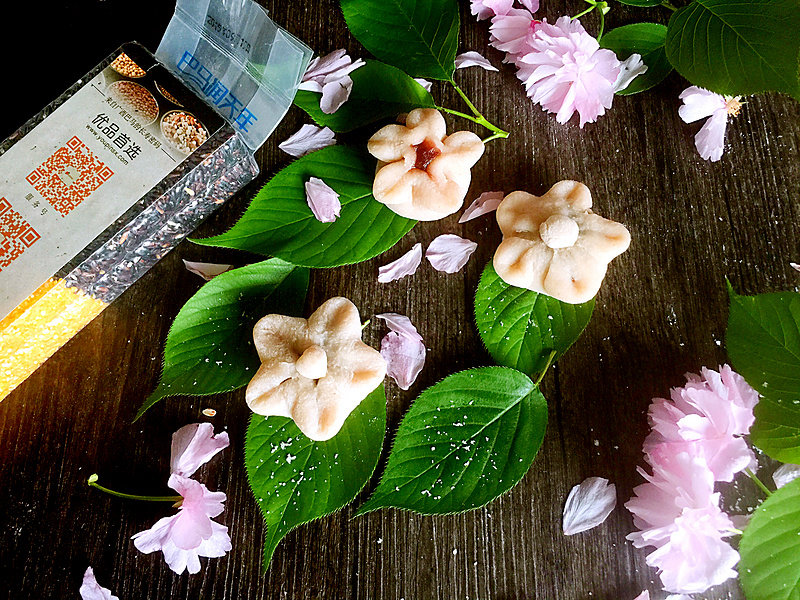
[0,197,40,272]
[26,136,114,216]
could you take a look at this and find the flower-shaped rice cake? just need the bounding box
[367,108,485,221]
[245,297,386,441]
[493,180,631,304]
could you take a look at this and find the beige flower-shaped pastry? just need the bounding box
[493,180,631,304]
[367,108,485,221]
[245,297,386,441]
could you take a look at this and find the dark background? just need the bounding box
[1,1,798,599]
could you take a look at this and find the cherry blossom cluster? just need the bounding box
[625,365,759,595]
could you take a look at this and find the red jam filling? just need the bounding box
[413,139,441,171]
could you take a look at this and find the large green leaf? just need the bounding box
[136,259,309,420]
[600,23,673,95]
[193,146,416,268]
[474,262,594,379]
[294,60,435,132]
[340,0,459,80]
[727,284,800,462]
[665,0,800,98]
[739,477,800,600]
[246,384,386,569]
[356,367,548,516]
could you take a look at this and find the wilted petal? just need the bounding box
[278,124,336,157]
[80,568,118,600]
[562,476,617,535]
[320,77,354,114]
[171,423,230,478]
[459,191,504,222]
[380,332,426,390]
[376,312,423,342]
[414,78,433,92]
[455,51,499,72]
[425,234,478,273]
[613,53,648,93]
[378,243,423,283]
[773,463,800,489]
[182,260,233,281]
[304,177,341,223]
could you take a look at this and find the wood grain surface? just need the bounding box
[1,1,798,599]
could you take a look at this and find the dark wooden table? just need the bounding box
[2,1,798,598]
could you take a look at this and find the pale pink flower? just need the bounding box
[773,463,800,489]
[80,567,118,600]
[562,477,617,535]
[304,177,341,223]
[182,260,233,281]
[378,243,423,283]
[516,17,620,127]
[489,8,540,63]
[170,423,230,478]
[377,313,426,390]
[455,51,499,72]
[425,234,478,273]
[278,124,336,157]
[470,0,514,20]
[132,475,231,575]
[459,191,504,222]
[678,86,742,162]
[298,49,365,114]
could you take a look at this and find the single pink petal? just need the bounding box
[459,191,504,222]
[278,124,336,157]
[470,0,514,20]
[773,463,800,489]
[518,0,540,12]
[414,78,433,92]
[562,477,617,535]
[376,312,423,343]
[632,592,650,600]
[678,87,727,123]
[304,177,341,223]
[425,234,478,273]
[694,109,728,162]
[170,423,230,478]
[80,567,118,600]
[378,243,423,283]
[791,262,800,272]
[613,53,648,93]
[182,260,233,282]
[320,76,354,114]
[380,332,426,390]
[455,51,499,72]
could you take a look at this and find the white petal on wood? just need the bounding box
[562,476,617,535]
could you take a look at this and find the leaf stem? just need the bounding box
[571,4,596,19]
[87,474,182,503]
[443,82,510,139]
[660,0,677,11]
[482,132,505,143]
[534,350,558,386]
[745,468,772,497]
[597,7,606,39]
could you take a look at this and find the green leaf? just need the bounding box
[193,146,416,268]
[294,60,435,132]
[246,384,386,569]
[356,367,548,516]
[616,0,663,5]
[600,23,673,95]
[726,284,800,462]
[665,0,800,98]
[739,477,800,600]
[474,262,594,379]
[136,259,309,420]
[340,0,459,80]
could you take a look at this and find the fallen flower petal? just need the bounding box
[377,312,426,390]
[304,177,341,223]
[299,49,365,115]
[562,476,617,535]
[170,423,230,478]
[679,87,741,162]
[376,312,424,343]
[470,0,514,20]
[426,234,478,274]
[455,51,499,72]
[278,124,336,157]
[773,463,800,489]
[132,474,231,575]
[80,567,118,600]
[182,260,233,281]
[414,78,433,92]
[613,54,648,93]
[320,78,354,114]
[378,243,423,283]
[791,262,800,272]
[459,191,504,222]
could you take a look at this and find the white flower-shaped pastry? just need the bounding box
[493,180,630,304]
[367,108,485,221]
[245,297,386,441]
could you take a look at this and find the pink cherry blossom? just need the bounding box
[679,86,742,162]
[298,49,365,114]
[132,474,231,575]
[170,423,230,478]
[562,477,617,535]
[516,17,621,127]
[459,191,504,222]
[489,8,539,64]
[425,234,478,273]
[278,124,336,157]
[182,260,233,281]
[378,243,423,283]
[80,567,118,600]
[455,51,499,72]
[470,0,514,21]
[376,313,426,390]
[304,177,341,223]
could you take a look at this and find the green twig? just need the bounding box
[534,350,558,386]
[87,474,182,503]
[745,468,772,498]
[482,132,506,143]
[443,82,510,139]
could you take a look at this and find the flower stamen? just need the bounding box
[724,96,743,117]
